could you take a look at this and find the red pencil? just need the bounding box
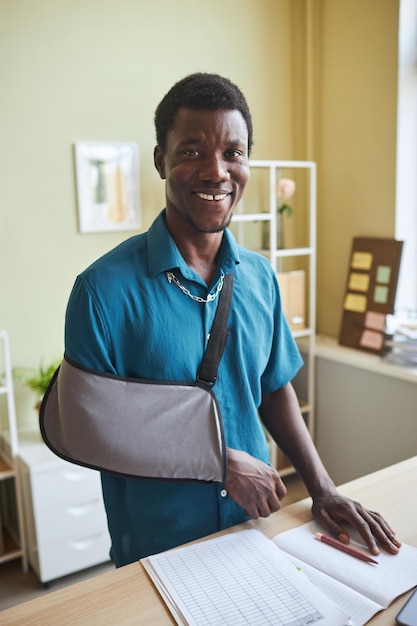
[315,532,379,565]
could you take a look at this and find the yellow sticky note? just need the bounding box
[348,272,370,292]
[351,251,373,271]
[344,293,367,313]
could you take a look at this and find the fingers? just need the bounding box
[312,506,353,545]
[364,510,402,553]
[312,496,401,556]
[240,475,287,519]
[345,506,401,554]
[224,449,287,520]
[276,477,287,501]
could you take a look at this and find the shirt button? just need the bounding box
[220,489,227,498]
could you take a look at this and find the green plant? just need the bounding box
[13,359,61,398]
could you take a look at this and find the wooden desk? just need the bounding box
[2,456,416,625]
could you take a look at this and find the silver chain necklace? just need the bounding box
[165,270,224,303]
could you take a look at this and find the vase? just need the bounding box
[277,211,284,249]
[261,213,284,249]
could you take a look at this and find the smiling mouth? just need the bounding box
[196,192,229,201]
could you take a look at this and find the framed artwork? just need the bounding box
[74,142,141,233]
[339,237,403,354]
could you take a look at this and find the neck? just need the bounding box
[180,240,221,284]
[165,215,223,284]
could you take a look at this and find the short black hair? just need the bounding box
[154,72,253,155]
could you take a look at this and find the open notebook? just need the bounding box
[142,522,417,626]
[274,520,417,624]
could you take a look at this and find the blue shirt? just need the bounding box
[65,211,303,566]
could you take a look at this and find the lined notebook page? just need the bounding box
[142,529,350,626]
[273,521,417,608]
[281,557,383,626]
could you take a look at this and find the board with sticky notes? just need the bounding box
[339,237,403,353]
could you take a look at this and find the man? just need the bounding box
[64,73,400,567]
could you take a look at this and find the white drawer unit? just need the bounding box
[17,431,111,584]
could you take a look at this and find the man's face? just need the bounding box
[154,107,250,234]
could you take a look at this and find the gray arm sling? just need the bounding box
[39,273,233,483]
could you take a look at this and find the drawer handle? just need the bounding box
[67,501,100,517]
[70,533,103,551]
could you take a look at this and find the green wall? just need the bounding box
[0,0,293,364]
[0,0,399,426]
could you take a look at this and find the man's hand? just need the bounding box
[312,492,402,555]
[224,448,287,519]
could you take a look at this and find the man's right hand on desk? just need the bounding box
[311,491,402,556]
[224,448,287,519]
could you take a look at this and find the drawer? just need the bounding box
[31,464,102,509]
[35,496,108,545]
[37,529,111,583]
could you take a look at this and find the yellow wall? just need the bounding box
[0,0,399,420]
[315,0,399,335]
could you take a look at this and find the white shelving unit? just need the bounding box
[0,329,27,571]
[232,160,317,476]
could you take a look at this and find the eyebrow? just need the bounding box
[177,137,248,149]
[177,137,201,147]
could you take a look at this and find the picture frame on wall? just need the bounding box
[74,141,141,234]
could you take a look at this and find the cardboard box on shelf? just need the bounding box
[277,270,306,332]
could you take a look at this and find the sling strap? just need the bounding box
[197,272,233,387]
[39,272,234,483]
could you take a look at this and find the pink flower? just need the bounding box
[276,178,296,200]
[276,178,296,217]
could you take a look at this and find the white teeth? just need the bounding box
[197,193,227,201]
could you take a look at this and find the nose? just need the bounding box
[199,154,229,182]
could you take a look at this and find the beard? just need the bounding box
[187,209,234,234]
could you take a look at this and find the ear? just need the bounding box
[154,146,166,180]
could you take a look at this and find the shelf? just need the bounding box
[0,329,27,572]
[299,335,417,384]
[249,159,316,169]
[247,247,314,260]
[0,452,15,480]
[266,440,295,478]
[299,401,312,414]
[273,247,313,259]
[0,524,24,564]
[247,248,314,260]
[278,452,295,478]
[237,160,316,480]
[292,328,314,340]
[232,213,270,222]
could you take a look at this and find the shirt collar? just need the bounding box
[147,210,240,279]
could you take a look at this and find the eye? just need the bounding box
[226,149,246,159]
[182,149,200,157]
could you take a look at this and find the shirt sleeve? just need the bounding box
[64,275,117,374]
[260,270,304,393]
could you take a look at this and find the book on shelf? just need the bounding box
[141,521,417,626]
